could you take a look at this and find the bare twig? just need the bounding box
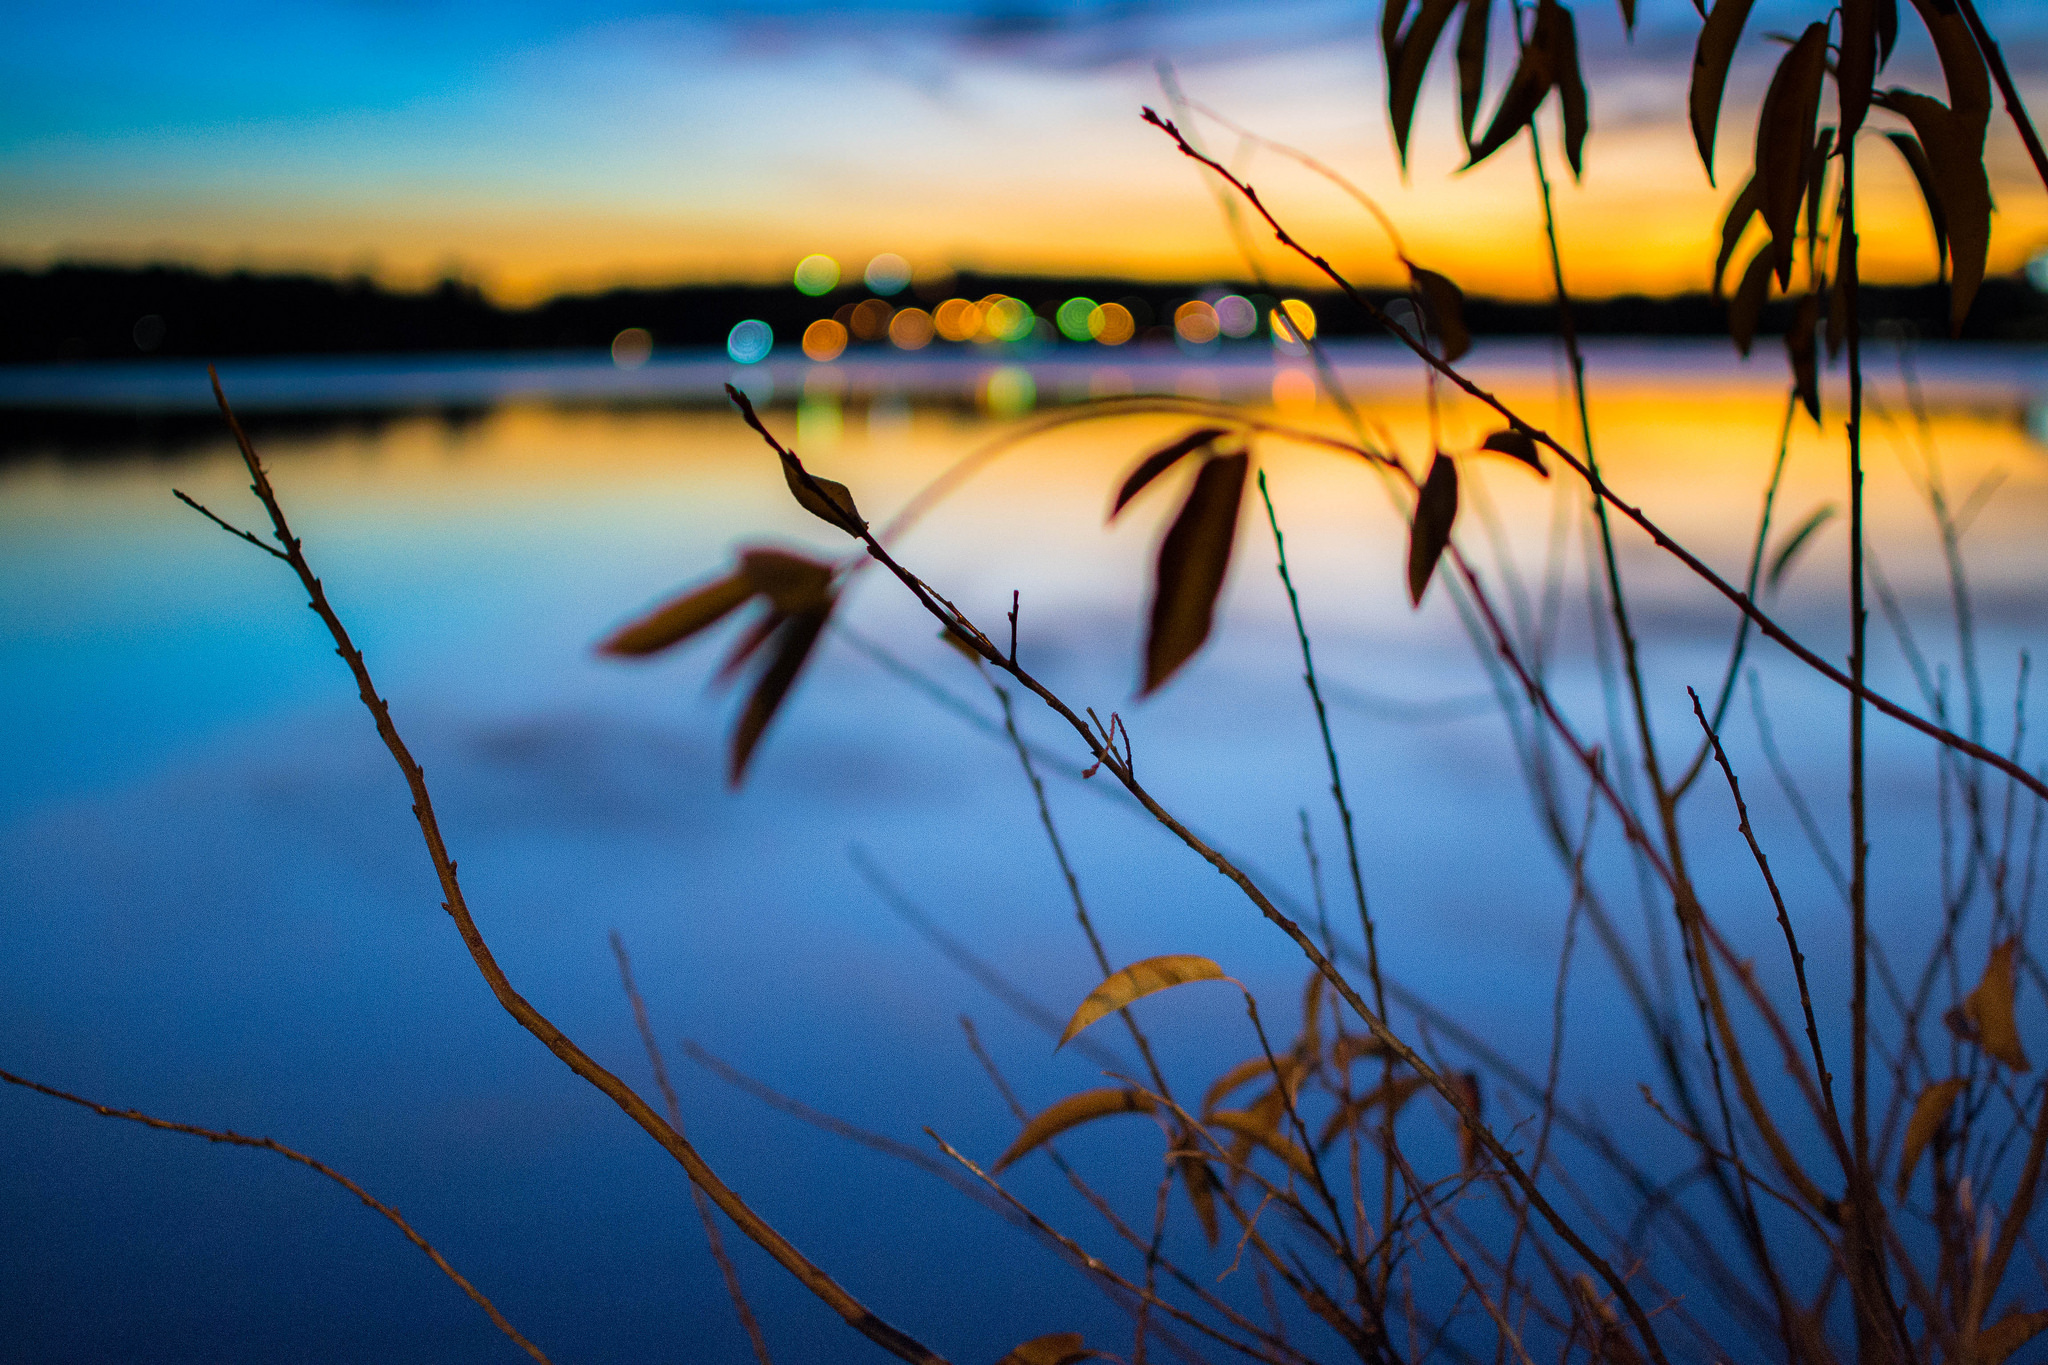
[2,1067,550,1364]
[188,368,949,1365]
[610,934,773,1365]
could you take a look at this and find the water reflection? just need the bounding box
[1,340,2044,1363]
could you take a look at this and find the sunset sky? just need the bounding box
[5,0,2046,303]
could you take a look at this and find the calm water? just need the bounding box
[3,340,2044,1363]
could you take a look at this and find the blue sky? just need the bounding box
[4,0,2045,299]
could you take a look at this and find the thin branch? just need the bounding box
[610,934,773,1365]
[196,367,950,1365]
[1140,107,2048,808]
[2,1067,550,1365]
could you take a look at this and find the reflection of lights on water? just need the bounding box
[1176,371,1222,401]
[981,366,1036,417]
[793,254,840,296]
[849,298,892,341]
[131,313,166,352]
[1089,368,1134,398]
[611,327,653,369]
[727,367,774,406]
[867,392,912,443]
[889,307,935,350]
[802,319,847,362]
[727,319,774,364]
[2027,250,2048,292]
[1088,302,1135,346]
[1056,297,1097,342]
[864,253,912,295]
[980,297,1035,343]
[1271,299,1317,357]
[2029,404,2048,448]
[1272,369,1318,412]
[934,298,982,342]
[1175,300,1220,344]
[798,396,843,448]
[1215,295,1258,338]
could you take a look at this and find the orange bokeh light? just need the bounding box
[802,318,848,362]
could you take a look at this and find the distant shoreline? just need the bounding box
[6,263,2045,366]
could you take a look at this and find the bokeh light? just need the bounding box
[980,296,1034,343]
[1087,302,1135,346]
[981,366,1036,417]
[1215,295,1258,338]
[849,298,893,341]
[888,307,935,350]
[1174,300,1220,344]
[802,318,848,362]
[610,326,653,369]
[726,318,774,364]
[864,253,912,296]
[1272,298,1317,342]
[793,254,840,297]
[1272,368,1318,412]
[934,298,982,342]
[1055,297,1097,343]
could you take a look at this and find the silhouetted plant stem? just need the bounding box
[1,1068,552,1365]
[988,677,1177,1106]
[188,370,950,1365]
[610,934,773,1365]
[1256,471,1395,1298]
[1142,107,2048,807]
[737,389,1674,1365]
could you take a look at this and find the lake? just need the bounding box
[3,338,2044,1363]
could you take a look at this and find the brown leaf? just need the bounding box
[1753,24,1829,288]
[1727,242,1775,357]
[1883,131,1950,281]
[995,1332,1105,1365]
[1882,89,1989,334]
[1907,0,1990,122]
[1547,0,1589,177]
[1176,1146,1223,1245]
[1456,0,1493,144]
[1480,427,1547,475]
[600,571,754,656]
[1713,175,1762,299]
[1300,969,1325,1047]
[1688,0,1756,180]
[993,1088,1159,1173]
[1894,1077,1964,1199]
[727,600,832,787]
[1060,954,1229,1048]
[1332,1033,1395,1070]
[1465,2,1558,167]
[1388,0,1463,166]
[780,451,864,532]
[1453,1070,1484,1174]
[738,547,835,613]
[1142,452,1248,695]
[1110,427,1228,519]
[1406,453,1459,606]
[1410,266,1472,362]
[1318,1075,1429,1149]
[1786,292,1821,423]
[1838,0,1878,136]
[1963,937,2031,1071]
[1875,0,1898,65]
[714,608,785,688]
[1209,1108,1319,1182]
[1204,1055,1281,1118]
[1976,1309,2048,1365]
